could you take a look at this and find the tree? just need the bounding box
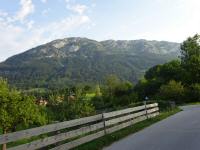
[0,78,46,150]
[158,80,185,103]
[137,60,182,99]
[135,78,163,99]
[159,60,182,82]
[145,65,162,80]
[95,84,102,96]
[56,98,95,121]
[145,60,182,83]
[114,81,133,97]
[181,34,200,84]
[104,74,121,97]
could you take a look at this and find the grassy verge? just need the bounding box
[181,102,200,106]
[72,108,181,150]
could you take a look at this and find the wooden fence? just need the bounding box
[0,103,159,150]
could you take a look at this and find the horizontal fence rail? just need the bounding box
[0,103,159,150]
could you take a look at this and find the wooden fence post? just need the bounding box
[144,101,148,119]
[102,113,106,135]
[2,143,6,150]
[2,130,6,150]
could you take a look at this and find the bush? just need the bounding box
[49,98,96,121]
[92,96,106,110]
[158,80,185,104]
[189,83,200,102]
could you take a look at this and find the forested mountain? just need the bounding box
[0,37,180,89]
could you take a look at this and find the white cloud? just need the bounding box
[0,13,91,61]
[16,0,35,22]
[67,4,88,14]
[0,0,93,61]
[40,15,91,39]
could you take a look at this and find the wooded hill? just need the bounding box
[0,37,180,89]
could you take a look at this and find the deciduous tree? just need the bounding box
[0,78,46,150]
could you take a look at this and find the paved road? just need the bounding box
[103,105,200,150]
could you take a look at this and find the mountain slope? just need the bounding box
[0,37,180,89]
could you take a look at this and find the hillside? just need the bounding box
[0,37,180,89]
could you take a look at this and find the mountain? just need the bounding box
[0,37,180,89]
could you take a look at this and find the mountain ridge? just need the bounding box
[0,37,180,89]
[3,37,179,62]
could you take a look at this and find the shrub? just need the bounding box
[158,80,185,104]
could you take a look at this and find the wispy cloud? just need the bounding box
[0,0,92,61]
[67,4,88,14]
[16,0,35,22]
[0,10,8,17]
[40,15,91,39]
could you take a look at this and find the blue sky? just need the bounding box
[0,0,200,61]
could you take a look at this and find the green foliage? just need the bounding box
[135,78,163,99]
[189,83,200,102]
[181,34,200,84]
[159,60,182,82]
[0,78,46,133]
[91,96,106,110]
[145,60,182,82]
[92,75,138,110]
[135,60,183,99]
[49,98,95,121]
[94,85,101,96]
[157,80,185,104]
[104,74,121,97]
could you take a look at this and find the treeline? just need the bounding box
[135,34,200,104]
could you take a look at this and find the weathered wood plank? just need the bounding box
[146,103,158,109]
[103,105,146,119]
[105,110,146,126]
[148,112,159,118]
[8,122,104,150]
[106,111,159,135]
[0,114,102,145]
[50,131,105,150]
[106,115,147,134]
[147,107,159,114]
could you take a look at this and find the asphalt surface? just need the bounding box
[103,105,200,150]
